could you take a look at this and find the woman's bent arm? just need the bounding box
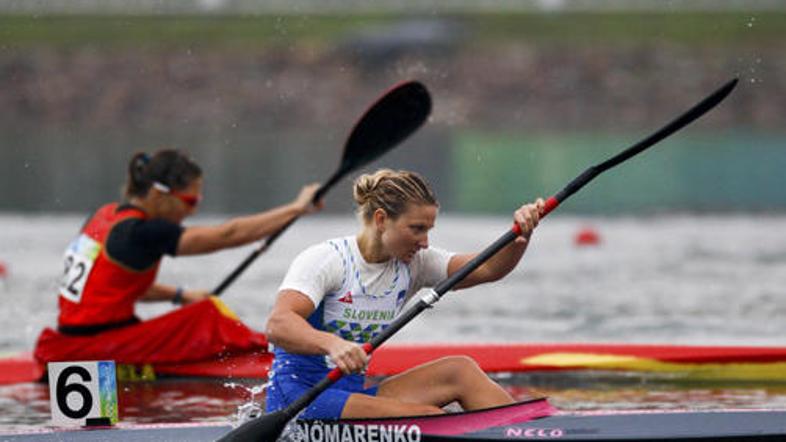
[447,198,543,290]
[267,290,369,374]
[266,290,335,354]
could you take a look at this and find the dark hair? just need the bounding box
[125,149,202,198]
[353,169,438,222]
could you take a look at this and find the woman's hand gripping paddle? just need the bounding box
[213,81,432,296]
[216,77,737,441]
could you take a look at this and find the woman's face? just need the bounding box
[155,177,203,224]
[378,203,438,263]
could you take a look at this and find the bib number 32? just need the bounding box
[59,234,101,303]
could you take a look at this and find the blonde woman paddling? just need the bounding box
[265,169,543,419]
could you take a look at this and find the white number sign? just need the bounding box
[48,361,118,426]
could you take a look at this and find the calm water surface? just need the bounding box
[1,213,785,431]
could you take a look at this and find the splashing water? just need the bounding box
[225,381,268,426]
[223,377,308,441]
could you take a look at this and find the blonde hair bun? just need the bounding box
[353,169,437,221]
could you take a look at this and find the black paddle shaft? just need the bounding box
[548,77,739,212]
[428,77,739,306]
[216,77,738,442]
[213,81,432,296]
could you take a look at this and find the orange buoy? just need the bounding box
[0,261,7,278]
[574,227,601,246]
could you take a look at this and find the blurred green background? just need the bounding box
[1,1,783,214]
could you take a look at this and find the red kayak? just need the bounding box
[3,297,273,384]
[367,342,786,381]
[4,341,786,385]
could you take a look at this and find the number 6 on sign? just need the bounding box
[48,361,118,426]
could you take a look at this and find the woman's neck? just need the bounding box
[356,230,389,264]
[128,196,155,216]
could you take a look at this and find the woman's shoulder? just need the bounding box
[297,236,349,260]
[408,245,455,274]
[413,245,454,262]
[112,214,180,237]
[285,237,349,285]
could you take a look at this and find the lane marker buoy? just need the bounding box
[574,227,601,246]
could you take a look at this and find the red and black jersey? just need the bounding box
[57,203,182,331]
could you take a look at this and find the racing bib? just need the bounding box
[59,234,102,303]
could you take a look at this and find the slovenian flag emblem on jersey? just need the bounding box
[338,291,353,304]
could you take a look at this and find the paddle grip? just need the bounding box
[327,368,342,382]
[542,196,559,216]
[511,196,559,236]
[325,342,375,382]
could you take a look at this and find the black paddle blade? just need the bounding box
[340,81,432,174]
[215,81,430,296]
[216,409,291,442]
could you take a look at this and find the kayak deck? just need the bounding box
[452,408,786,441]
[3,407,786,441]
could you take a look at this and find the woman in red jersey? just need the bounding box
[35,149,322,365]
